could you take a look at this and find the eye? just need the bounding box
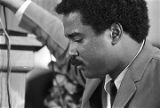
[72,36,83,43]
[66,33,84,43]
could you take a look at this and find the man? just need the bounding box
[1,0,160,108]
[54,0,160,108]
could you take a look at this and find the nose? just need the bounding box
[68,43,79,56]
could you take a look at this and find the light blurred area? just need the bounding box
[146,0,160,45]
[27,46,56,80]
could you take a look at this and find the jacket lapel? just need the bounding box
[112,70,136,108]
[113,40,155,108]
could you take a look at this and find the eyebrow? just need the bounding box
[65,32,83,39]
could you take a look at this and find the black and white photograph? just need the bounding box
[0,0,160,108]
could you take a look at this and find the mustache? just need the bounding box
[56,41,84,67]
[70,55,84,67]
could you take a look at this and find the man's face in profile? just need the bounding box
[63,12,116,78]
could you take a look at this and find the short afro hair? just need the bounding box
[56,0,150,43]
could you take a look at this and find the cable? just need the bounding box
[3,6,8,30]
[0,8,12,108]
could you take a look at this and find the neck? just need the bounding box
[110,36,145,80]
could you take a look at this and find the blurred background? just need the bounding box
[0,0,159,108]
[147,0,160,45]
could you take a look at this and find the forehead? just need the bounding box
[62,12,85,34]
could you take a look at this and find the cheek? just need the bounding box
[80,39,108,71]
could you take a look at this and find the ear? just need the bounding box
[110,23,123,45]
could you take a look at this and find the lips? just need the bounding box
[70,55,85,67]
